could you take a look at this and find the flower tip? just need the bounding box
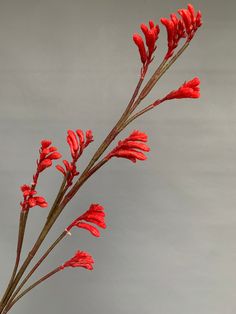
[41,139,52,148]
[149,20,155,28]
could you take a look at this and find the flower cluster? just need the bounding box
[20,139,61,211]
[56,129,93,186]
[106,130,150,163]
[60,250,94,271]
[133,20,160,66]
[66,204,106,237]
[20,185,48,211]
[163,77,200,101]
[161,4,202,59]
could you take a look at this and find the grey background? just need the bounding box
[0,0,235,313]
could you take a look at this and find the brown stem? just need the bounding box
[0,211,28,310]
[5,231,67,309]
[121,99,163,130]
[0,179,67,312]
[3,268,61,314]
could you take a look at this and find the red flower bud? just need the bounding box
[56,164,66,176]
[85,130,93,147]
[49,146,58,152]
[47,152,62,160]
[38,159,52,172]
[76,129,84,147]
[133,33,147,64]
[67,130,79,156]
[28,198,37,207]
[75,222,100,237]
[63,160,72,171]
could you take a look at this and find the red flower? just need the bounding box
[56,129,94,186]
[163,77,200,100]
[133,34,147,64]
[106,130,150,163]
[133,20,160,65]
[161,4,202,60]
[60,250,94,271]
[66,204,106,237]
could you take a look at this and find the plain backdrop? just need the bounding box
[0,1,235,314]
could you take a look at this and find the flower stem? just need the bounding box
[5,231,67,309]
[0,211,28,310]
[3,268,61,314]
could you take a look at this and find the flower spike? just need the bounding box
[20,139,61,211]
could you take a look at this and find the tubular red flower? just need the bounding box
[76,129,84,147]
[133,33,147,64]
[85,130,94,147]
[67,130,79,157]
[38,159,52,172]
[163,77,200,100]
[60,250,94,271]
[75,222,100,237]
[106,130,150,163]
[47,152,62,160]
[66,204,106,237]
[55,165,66,176]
